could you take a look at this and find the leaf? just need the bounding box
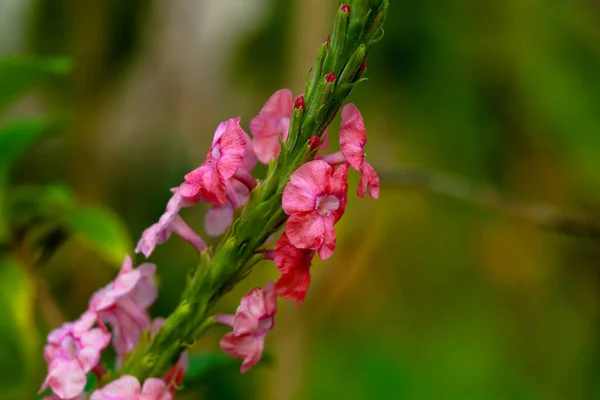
[0,256,37,396]
[0,56,71,112]
[7,184,75,225]
[0,169,7,242]
[62,206,132,266]
[0,118,67,170]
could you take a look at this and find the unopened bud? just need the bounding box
[325,72,336,83]
[294,95,305,110]
[341,4,351,13]
[323,37,330,49]
[308,136,320,150]
[360,61,367,72]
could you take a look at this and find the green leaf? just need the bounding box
[7,184,75,227]
[0,56,71,112]
[0,169,8,242]
[62,206,132,266]
[0,256,37,396]
[0,118,67,170]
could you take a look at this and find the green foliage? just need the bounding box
[62,206,133,266]
[0,57,71,112]
[0,118,66,170]
[0,257,37,397]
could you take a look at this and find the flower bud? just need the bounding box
[325,72,336,83]
[308,136,320,150]
[294,95,305,110]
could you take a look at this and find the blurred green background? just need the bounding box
[1,0,600,399]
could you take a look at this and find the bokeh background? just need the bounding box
[1,0,600,399]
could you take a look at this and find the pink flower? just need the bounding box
[90,375,171,400]
[179,117,248,205]
[204,179,250,236]
[274,232,315,305]
[320,104,380,199]
[40,312,111,399]
[250,89,293,164]
[216,282,277,373]
[89,255,157,357]
[44,394,86,400]
[136,189,207,257]
[282,160,349,260]
[339,104,380,198]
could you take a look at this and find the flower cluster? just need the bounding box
[40,256,182,399]
[41,84,379,395]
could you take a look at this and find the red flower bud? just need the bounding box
[308,136,320,150]
[325,72,336,83]
[360,61,367,72]
[341,4,351,13]
[294,95,305,110]
[323,37,330,49]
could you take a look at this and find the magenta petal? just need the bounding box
[282,181,318,215]
[340,104,367,170]
[215,118,248,179]
[286,212,325,250]
[358,162,380,199]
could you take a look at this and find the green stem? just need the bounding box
[120,0,388,380]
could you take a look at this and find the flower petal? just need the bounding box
[205,204,234,236]
[90,375,140,399]
[358,161,380,199]
[45,360,87,399]
[317,216,337,260]
[275,267,311,305]
[215,118,248,179]
[274,232,314,274]
[340,103,367,170]
[252,134,282,165]
[286,212,325,250]
[219,333,264,374]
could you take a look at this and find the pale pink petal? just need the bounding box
[79,328,111,354]
[286,212,325,250]
[205,204,234,236]
[241,134,258,171]
[262,281,277,317]
[45,360,87,399]
[288,160,332,195]
[233,310,259,336]
[275,267,311,305]
[252,134,282,165]
[169,215,207,252]
[220,333,264,374]
[90,375,140,399]
[255,89,293,120]
[140,378,172,400]
[340,103,367,170]
[318,216,337,260]
[129,264,158,309]
[135,224,163,258]
[358,161,380,199]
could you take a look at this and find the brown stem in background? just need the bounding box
[379,166,600,239]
